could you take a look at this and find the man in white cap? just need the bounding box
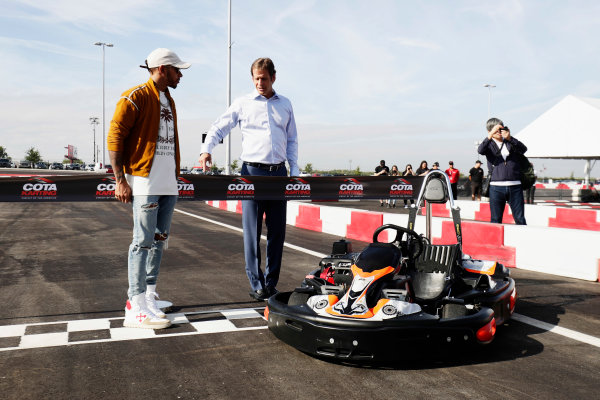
[107,48,190,329]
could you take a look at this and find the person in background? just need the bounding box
[469,160,484,201]
[374,159,390,207]
[415,160,429,176]
[107,48,191,329]
[524,162,537,204]
[478,117,527,225]
[401,164,415,208]
[388,165,400,208]
[431,162,440,170]
[445,161,460,200]
[198,57,298,301]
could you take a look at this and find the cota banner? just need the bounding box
[0,174,424,202]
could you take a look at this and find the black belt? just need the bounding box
[244,161,285,172]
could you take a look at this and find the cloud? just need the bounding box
[8,0,163,35]
[0,36,90,59]
[390,37,441,50]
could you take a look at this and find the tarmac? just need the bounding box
[1,199,599,399]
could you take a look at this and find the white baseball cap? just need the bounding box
[141,48,191,69]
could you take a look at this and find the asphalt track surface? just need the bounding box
[1,201,599,400]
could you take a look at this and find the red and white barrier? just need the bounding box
[424,200,600,232]
[206,200,600,282]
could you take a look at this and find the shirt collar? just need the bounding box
[252,89,278,100]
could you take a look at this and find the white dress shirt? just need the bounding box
[201,90,299,176]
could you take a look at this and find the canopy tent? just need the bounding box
[515,95,600,183]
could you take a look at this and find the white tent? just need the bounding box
[515,95,600,183]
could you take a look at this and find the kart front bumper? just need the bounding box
[266,292,497,362]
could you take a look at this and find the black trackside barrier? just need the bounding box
[0,174,424,202]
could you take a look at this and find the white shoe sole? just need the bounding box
[148,309,167,318]
[123,319,171,329]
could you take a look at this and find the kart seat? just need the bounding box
[409,243,459,301]
[355,242,403,273]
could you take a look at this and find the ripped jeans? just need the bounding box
[128,195,177,299]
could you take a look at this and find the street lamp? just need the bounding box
[474,140,482,160]
[483,84,496,118]
[224,0,233,175]
[90,117,99,164]
[94,42,113,166]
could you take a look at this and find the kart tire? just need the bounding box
[288,292,310,306]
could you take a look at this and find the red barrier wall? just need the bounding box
[548,208,600,231]
[295,205,323,232]
[433,220,517,268]
[420,203,450,218]
[346,211,384,243]
[474,203,515,224]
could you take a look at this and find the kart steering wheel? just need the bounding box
[372,224,424,260]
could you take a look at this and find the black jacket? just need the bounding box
[478,137,527,182]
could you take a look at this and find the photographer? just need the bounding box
[401,164,416,208]
[374,160,390,207]
[478,117,527,225]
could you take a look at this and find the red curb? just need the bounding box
[474,203,515,224]
[347,211,384,243]
[433,220,517,268]
[295,204,323,232]
[548,208,600,231]
[420,203,450,218]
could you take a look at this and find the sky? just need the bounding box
[1,0,599,178]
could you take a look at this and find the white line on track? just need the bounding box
[174,208,328,258]
[176,207,600,348]
[511,313,600,348]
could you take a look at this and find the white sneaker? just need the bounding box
[145,289,167,318]
[123,293,171,329]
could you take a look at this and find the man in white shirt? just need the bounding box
[199,58,299,301]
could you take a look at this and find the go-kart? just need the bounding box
[265,170,516,362]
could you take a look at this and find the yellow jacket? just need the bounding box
[107,78,180,177]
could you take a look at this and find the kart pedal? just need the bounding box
[382,288,408,301]
[320,285,344,295]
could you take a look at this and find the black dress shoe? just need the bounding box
[249,289,268,301]
[266,287,279,297]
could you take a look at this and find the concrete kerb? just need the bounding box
[205,200,600,282]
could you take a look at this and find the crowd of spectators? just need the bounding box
[370,117,531,226]
[375,159,464,206]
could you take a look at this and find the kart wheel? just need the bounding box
[288,292,310,306]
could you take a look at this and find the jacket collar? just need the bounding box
[148,78,172,102]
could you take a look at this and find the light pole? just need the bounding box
[225,0,232,175]
[94,42,113,166]
[90,117,99,164]
[483,84,496,118]
[474,140,482,160]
